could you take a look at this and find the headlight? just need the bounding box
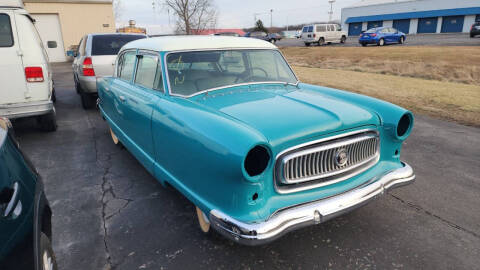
[244,145,270,178]
[396,112,413,139]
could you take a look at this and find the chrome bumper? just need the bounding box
[209,162,415,245]
[0,101,54,119]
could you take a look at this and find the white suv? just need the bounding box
[301,24,347,46]
[0,1,56,131]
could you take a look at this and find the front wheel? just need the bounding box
[361,43,367,47]
[39,232,58,270]
[318,38,325,46]
[270,39,276,44]
[399,36,405,44]
[340,36,346,43]
[378,38,385,46]
[304,42,311,47]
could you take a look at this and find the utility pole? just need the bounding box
[270,9,273,29]
[328,0,336,23]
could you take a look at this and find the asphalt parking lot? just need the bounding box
[12,62,480,269]
[277,33,480,47]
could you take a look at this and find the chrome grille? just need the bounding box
[276,130,380,188]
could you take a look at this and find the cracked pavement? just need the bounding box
[11,62,480,269]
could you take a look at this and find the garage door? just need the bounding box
[417,17,438,33]
[393,19,410,34]
[367,21,383,30]
[441,16,464,33]
[31,14,66,62]
[348,22,362,36]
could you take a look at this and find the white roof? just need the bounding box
[347,0,415,8]
[1,0,24,7]
[121,36,277,52]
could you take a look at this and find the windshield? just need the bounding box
[166,49,298,96]
[92,34,145,55]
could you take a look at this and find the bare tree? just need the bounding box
[161,0,218,34]
[113,0,124,23]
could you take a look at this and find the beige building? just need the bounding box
[24,0,115,62]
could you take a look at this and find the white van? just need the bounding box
[301,24,348,46]
[0,0,57,131]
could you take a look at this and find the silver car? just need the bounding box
[72,33,146,109]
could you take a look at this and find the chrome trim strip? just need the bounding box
[163,48,300,98]
[274,129,380,193]
[209,162,415,246]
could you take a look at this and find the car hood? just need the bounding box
[190,84,380,147]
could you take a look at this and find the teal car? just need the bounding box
[0,117,57,269]
[97,36,415,245]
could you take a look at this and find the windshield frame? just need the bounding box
[163,48,300,98]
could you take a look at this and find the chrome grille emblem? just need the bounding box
[335,149,348,167]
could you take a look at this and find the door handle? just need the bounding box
[1,182,20,218]
[119,95,126,102]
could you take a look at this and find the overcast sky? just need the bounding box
[116,0,361,34]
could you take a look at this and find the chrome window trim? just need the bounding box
[162,48,300,98]
[274,129,380,194]
[133,49,165,92]
[115,49,138,81]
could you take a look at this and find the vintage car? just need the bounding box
[96,36,415,245]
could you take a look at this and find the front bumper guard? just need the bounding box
[209,162,415,245]
[0,101,54,119]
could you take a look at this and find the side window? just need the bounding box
[317,25,326,32]
[134,54,159,90]
[117,51,136,82]
[0,14,14,47]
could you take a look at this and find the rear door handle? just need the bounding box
[1,182,20,218]
[119,95,126,102]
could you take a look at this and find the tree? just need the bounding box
[254,19,268,33]
[162,0,218,35]
[112,0,123,23]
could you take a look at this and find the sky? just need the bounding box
[116,0,362,34]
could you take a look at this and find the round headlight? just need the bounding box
[244,145,270,177]
[397,113,413,138]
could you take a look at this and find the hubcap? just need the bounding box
[43,250,53,270]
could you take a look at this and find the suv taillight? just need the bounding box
[82,57,95,76]
[313,34,316,38]
[25,67,44,82]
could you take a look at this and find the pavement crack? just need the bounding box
[390,193,480,239]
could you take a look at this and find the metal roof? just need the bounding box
[347,0,415,8]
[345,7,480,23]
[121,36,277,52]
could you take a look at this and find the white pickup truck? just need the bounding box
[301,24,347,46]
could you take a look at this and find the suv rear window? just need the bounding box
[0,14,14,47]
[91,35,145,55]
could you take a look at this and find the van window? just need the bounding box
[308,26,314,32]
[117,51,137,81]
[302,26,308,32]
[92,34,145,56]
[316,25,326,32]
[135,54,159,89]
[0,14,14,47]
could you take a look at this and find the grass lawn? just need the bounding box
[281,46,480,127]
[292,66,480,127]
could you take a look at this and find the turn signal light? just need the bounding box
[25,67,44,82]
[82,57,95,76]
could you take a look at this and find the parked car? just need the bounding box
[470,22,480,38]
[0,117,57,270]
[245,31,281,43]
[0,1,57,131]
[72,33,146,109]
[97,36,415,245]
[359,27,406,46]
[301,24,347,46]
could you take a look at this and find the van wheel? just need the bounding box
[38,111,57,132]
[340,36,346,43]
[39,232,58,270]
[378,38,385,46]
[195,206,210,233]
[318,38,325,46]
[304,42,311,47]
[80,92,95,109]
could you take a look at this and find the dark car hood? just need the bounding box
[191,84,379,146]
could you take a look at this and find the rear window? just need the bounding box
[92,35,145,55]
[366,28,378,33]
[0,14,14,47]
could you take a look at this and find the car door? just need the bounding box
[0,11,28,105]
[112,51,162,174]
